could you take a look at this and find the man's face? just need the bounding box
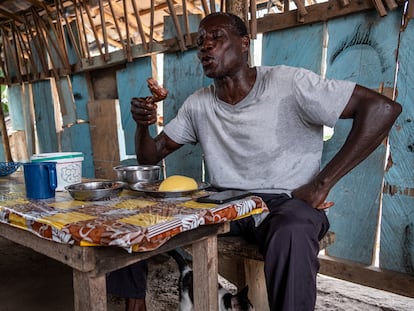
[196,15,249,78]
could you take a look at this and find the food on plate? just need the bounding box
[147,77,168,102]
[158,175,198,192]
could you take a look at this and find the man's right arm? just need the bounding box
[131,96,182,165]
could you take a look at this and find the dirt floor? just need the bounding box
[1,236,413,311]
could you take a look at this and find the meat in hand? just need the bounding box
[147,78,168,102]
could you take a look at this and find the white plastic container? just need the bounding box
[31,152,84,191]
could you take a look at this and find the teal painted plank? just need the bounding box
[61,123,94,178]
[70,73,91,120]
[7,85,24,130]
[116,57,153,157]
[68,73,95,177]
[56,77,76,126]
[262,22,324,73]
[163,50,212,180]
[32,80,58,152]
[381,8,414,274]
[323,11,400,264]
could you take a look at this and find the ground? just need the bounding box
[0,236,413,311]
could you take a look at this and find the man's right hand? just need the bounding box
[131,97,158,126]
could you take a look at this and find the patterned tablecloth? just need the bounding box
[0,174,268,252]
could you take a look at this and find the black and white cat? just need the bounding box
[167,249,255,311]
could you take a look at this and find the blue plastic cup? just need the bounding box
[23,162,57,199]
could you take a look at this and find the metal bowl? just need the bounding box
[65,181,126,201]
[113,165,161,184]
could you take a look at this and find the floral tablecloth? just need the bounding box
[0,174,268,252]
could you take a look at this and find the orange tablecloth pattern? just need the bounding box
[0,176,268,252]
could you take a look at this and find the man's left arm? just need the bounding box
[292,84,402,209]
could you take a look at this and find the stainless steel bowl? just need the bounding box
[65,181,126,201]
[113,165,161,184]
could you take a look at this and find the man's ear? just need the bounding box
[241,35,250,52]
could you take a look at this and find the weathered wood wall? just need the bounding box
[0,7,413,293]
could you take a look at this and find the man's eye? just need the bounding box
[196,38,203,46]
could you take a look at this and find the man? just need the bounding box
[128,12,402,311]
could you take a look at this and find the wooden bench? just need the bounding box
[217,231,336,311]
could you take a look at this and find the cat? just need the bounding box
[167,249,255,311]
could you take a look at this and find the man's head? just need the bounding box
[196,12,250,78]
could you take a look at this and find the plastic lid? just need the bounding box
[31,152,84,162]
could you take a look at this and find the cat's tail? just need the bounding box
[167,248,191,273]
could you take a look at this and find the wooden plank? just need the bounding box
[244,259,269,311]
[7,84,25,130]
[73,271,107,311]
[323,10,400,265]
[55,76,77,126]
[116,57,153,158]
[87,99,120,179]
[163,50,212,180]
[192,236,219,311]
[381,9,414,274]
[0,222,96,272]
[257,0,375,33]
[261,21,324,73]
[31,80,59,152]
[319,254,414,298]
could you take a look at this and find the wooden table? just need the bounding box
[0,174,267,310]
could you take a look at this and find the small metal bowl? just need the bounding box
[65,181,126,201]
[113,165,161,184]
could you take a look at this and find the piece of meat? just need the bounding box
[147,77,168,102]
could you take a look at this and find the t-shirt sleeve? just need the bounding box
[163,96,198,145]
[293,68,356,128]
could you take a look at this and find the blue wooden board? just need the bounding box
[323,10,400,264]
[7,85,25,130]
[261,22,324,73]
[380,10,414,274]
[163,50,212,181]
[61,123,95,178]
[55,77,76,126]
[116,57,153,158]
[31,80,58,153]
[63,73,95,177]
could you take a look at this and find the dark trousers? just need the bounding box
[229,193,330,311]
[106,193,329,308]
[106,260,148,298]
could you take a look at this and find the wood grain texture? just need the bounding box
[116,57,153,158]
[323,10,399,264]
[163,50,212,180]
[381,9,414,274]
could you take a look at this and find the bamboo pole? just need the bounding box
[149,0,155,51]
[0,30,11,85]
[131,0,149,52]
[31,8,60,78]
[166,0,187,51]
[210,0,216,12]
[16,25,37,79]
[182,0,192,46]
[24,15,49,74]
[371,0,388,16]
[57,0,83,64]
[249,0,257,39]
[10,23,24,83]
[81,0,105,60]
[2,26,23,83]
[122,0,132,62]
[74,0,88,60]
[0,100,13,162]
[201,0,211,15]
[98,0,110,61]
[107,0,127,56]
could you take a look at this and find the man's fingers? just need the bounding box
[317,201,335,210]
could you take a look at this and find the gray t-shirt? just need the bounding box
[164,65,356,194]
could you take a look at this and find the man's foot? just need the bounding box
[126,298,147,311]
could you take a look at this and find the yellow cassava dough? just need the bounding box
[159,175,198,192]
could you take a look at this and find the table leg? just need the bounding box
[73,270,107,311]
[192,235,218,311]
